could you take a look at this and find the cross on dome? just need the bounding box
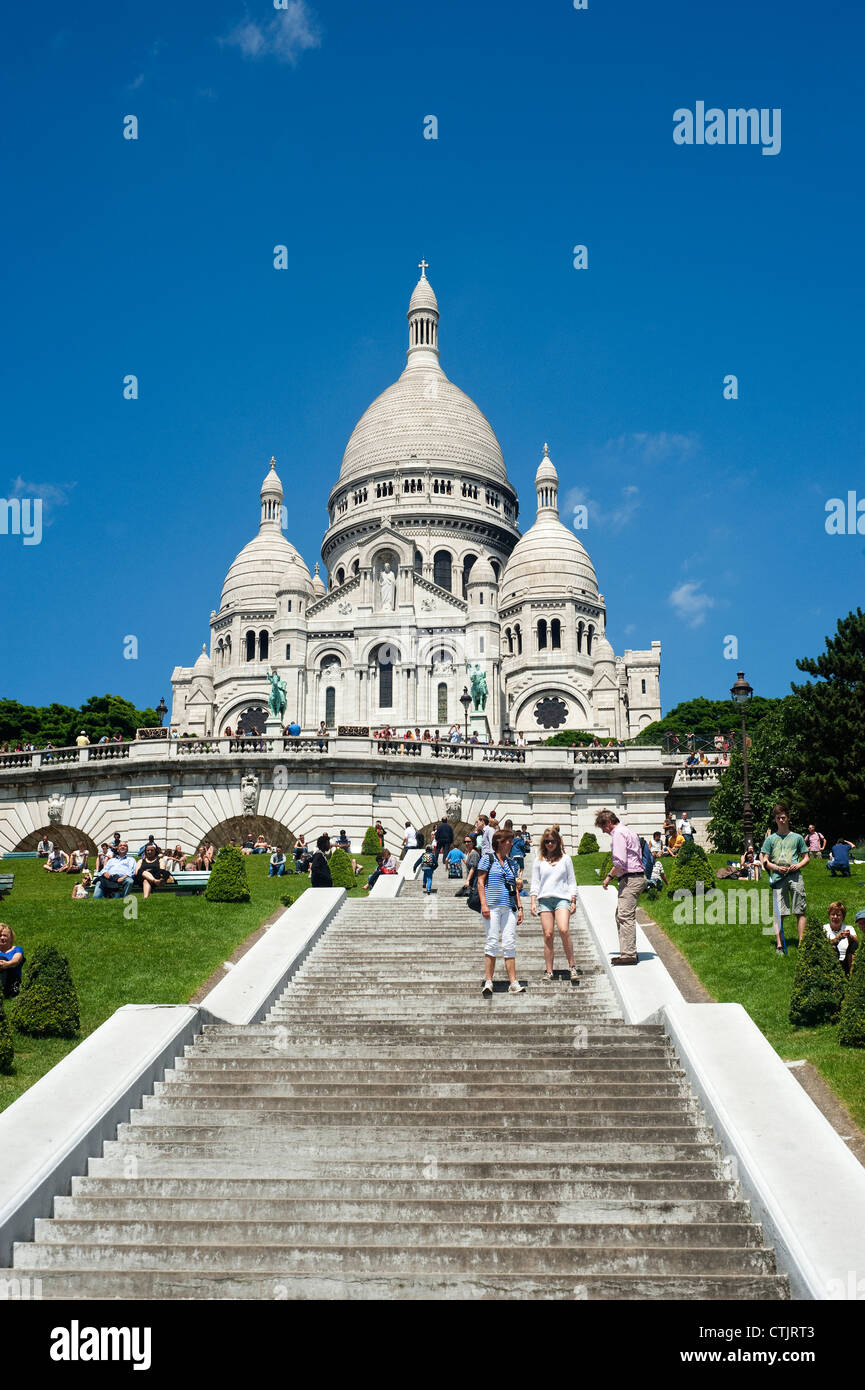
[418,258,429,278]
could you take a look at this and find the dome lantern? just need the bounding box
[260,457,284,531]
[406,258,440,367]
[535,443,559,516]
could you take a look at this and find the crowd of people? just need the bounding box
[372,726,530,748]
[36,833,216,900]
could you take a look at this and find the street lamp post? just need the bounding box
[156,697,168,728]
[730,671,754,851]
[459,687,472,744]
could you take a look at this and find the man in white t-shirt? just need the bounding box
[402,823,418,855]
[677,812,694,840]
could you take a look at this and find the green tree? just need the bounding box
[14,946,80,1039]
[328,848,356,889]
[633,695,783,749]
[0,694,159,748]
[577,832,599,855]
[0,995,14,1073]
[544,730,597,746]
[666,838,717,896]
[361,826,382,855]
[789,608,865,838]
[707,699,801,852]
[839,948,865,1048]
[204,846,251,903]
[789,914,846,1028]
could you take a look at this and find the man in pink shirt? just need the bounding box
[595,808,645,965]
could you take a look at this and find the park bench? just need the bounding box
[0,852,39,860]
[173,871,211,895]
[0,874,14,898]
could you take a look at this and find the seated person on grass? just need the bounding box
[269,847,287,877]
[69,844,89,874]
[71,871,93,899]
[43,847,69,873]
[93,842,137,899]
[0,924,24,998]
[36,836,53,858]
[828,838,855,877]
[134,843,172,899]
[823,902,859,977]
[253,834,269,854]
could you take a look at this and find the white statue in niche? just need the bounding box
[378,561,396,611]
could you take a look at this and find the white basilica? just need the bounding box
[170,266,662,740]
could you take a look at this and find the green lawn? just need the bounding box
[573,850,865,1130]
[0,852,378,1111]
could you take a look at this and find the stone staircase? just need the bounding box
[12,874,789,1299]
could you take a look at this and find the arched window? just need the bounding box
[433,550,452,591]
[537,619,548,650]
[461,554,477,598]
[321,654,341,671]
[325,686,336,725]
[515,624,523,655]
[587,624,595,656]
[414,550,423,575]
[490,559,500,580]
[217,640,224,666]
[258,630,269,661]
[551,618,561,650]
[371,643,396,708]
[245,630,255,662]
[336,567,345,586]
[352,558,359,575]
[437,682,448,724]
[505,627,513,654]
[576,621,584,654]
[641,678,646,695]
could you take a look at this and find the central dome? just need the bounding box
[336,267,510,488]
[339,372,509,485]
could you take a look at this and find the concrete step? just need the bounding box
[18,1269,790,1301]
[54,1196,753,1225]
[155,1079,692,1099]
[86,1157,729,1182]
[15,1239,778,1276]
[140,1093,701,1117]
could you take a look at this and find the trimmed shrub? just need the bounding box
[0,996,13,1072]
[667,839,717,896]
[328,848,356,889]
[15,946,80,1039]
[204,845,251,903]
[789,914,845,1028]
[839,945,865,1048]
[361,826,382,856]
[577,833,599,855]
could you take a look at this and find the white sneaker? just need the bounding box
[570,966,579,981]
[482,978,494,995]
[508,981,525,994]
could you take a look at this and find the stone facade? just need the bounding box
[170,268,662,742]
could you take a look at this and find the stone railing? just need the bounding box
[0,736,669,775]
[673,765,722,784]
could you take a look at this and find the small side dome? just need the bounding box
[408,273,439,314]
[535,442,558,487]
[593,632,616,665]
[193,644,213,677]
[277,555,314,595]
[311,561,326,597]
[260,456,283,497]
[467,555,497,587]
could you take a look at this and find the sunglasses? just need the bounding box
[543,839,557,845]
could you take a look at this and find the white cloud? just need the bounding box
[9,477,75,525]
[220,2,321,65]
[603,431,699,463]
[669,581,716,627]
[562,483,641,532]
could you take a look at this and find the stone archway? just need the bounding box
[417,819,476,850]
[15,825,99,855]
[203,815,297,852]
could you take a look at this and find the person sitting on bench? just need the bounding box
[93,842,136,898]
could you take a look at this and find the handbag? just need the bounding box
[466,879,481,912]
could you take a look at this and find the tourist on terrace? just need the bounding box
[530,826,578,982]
[309,836,333,887]
[478,829,525,995]
[0,925,24,998]
[595,808,645,966]
[269,846,286,877]
[36,836,53,858]
[135,843,171,899]
[432,728,441,742]
[448,724,461,742]
[75,730,90,747]
[317,721,328,751]
[422,729,432,741]
[71,872,92,899]
[43,847,69,873]
[823,902,859,977]
[93,842,136,899]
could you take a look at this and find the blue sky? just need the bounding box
[2,0,863,716]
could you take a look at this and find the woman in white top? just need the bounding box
[530,825,578,982]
